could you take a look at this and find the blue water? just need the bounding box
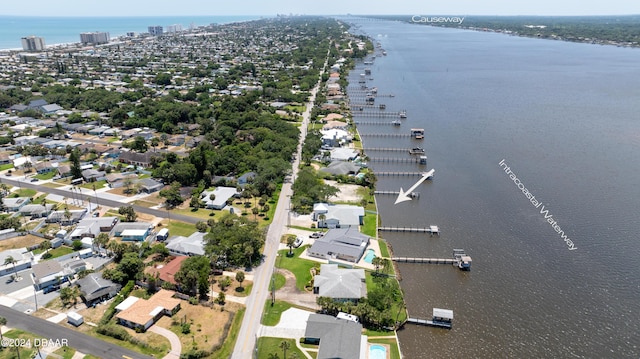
[0,15,261,50]
[369,344,387,359]
[363,248,376,263]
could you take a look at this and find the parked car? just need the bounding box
[293,237,303,248]
[309,232,323,238]
[30,178,39,182]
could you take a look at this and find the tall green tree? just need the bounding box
[69,148,82,179]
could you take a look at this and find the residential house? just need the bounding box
[166,232,206,256]
[81,169,106,182]
[303,314,363,359]
[119,151,162,168]
[112,222,154,237]
[313,264,366,302]
[137,178,164,193]
[329,148,359,162]
[35,161,55,174]
[237,172,257,186]
[31,260,71,291]
[19,203,55,218]
[54,164,70,178]
[145,256,187,287]
[69,217,119,241]
[115,289,181,332]
[76,273,121,306]
[319,161,361,176]
[312,203,364,228]
[2,197,31,212]
[46,209,87,225]
[200,187,238,210]
[320,128,352,148]
[307,227,370,263]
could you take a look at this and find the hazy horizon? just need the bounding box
[2,0,640,17]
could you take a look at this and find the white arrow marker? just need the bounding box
[394,169,435,205]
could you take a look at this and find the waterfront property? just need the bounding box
[313,264,367,302]
[312,203,365,228]
[406,308,454,329]
[307,227,370,263]
[303,314,364,359]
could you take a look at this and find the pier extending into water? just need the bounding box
[368,157,426,164]
[402,308,454,329]
[375,171,425,176]
[375,190,420,198]
[352,111,406,118]
[393,257,454,264]
[353,120,402,126]
[379,225,440,234]
[361,133,413,137]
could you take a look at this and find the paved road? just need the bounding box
[0,176,200,224]
[231,54,327,359]
[0,305,153,359]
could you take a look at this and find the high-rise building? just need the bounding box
[166,24,183,33]
[80,32,110,45]
[21,36,46,51]
[148,26,163,36]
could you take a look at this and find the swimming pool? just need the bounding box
[364,249,376,263]
[369,344,387,359]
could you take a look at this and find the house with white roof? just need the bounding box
[312,203,364,228]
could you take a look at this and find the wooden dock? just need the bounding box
[368,157,425,164]
[360,133,413,137]
[406,318,452,329]
[392,257,455,264]
[352,111,405,118]
[366,147,414,152]
[379,226,440,233]
[375,172,425,176]
[374,190,419,198]
[353,121,401,126]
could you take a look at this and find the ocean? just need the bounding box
[347,19,640,358]
[0,15,261,50]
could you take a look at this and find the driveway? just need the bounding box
[149,325,181,359]
[276,269,319,310]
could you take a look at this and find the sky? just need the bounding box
[1,0,640,17]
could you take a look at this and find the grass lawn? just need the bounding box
[80,179,107,190]
[261,300,293,326]
[378,239,391,258]
[10,188,37,198]
[368,338,402,359]
[160,220,196,237]
[272,272,286,291]
[275,245,319,291]
[174,207,216,221]
[131,200,159,208]
[256,337,307,359]
[31,193,48,204]
[1,329,39,359]
[46,245,75,259]
[52,347,77,359]
[0,163,14,171]
[365,272,407,323]
[34,171,57,180]
[233,282,252,297]
[361,212,377,237]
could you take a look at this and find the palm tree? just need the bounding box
[267,353,280,359]
[371,256,383,274]
[286,235,296,256]
[279,340,291,359]
[318,213,326,228]
[4,256,18,280]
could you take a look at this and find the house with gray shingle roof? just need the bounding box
[304,314,363,359]
[307,227,370,263]
[313,264,366,302]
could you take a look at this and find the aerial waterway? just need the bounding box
[345,17,640,359]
